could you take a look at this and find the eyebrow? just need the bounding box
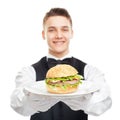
[48,26,71,29]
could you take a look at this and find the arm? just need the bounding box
[10,66,37,116]
[83,65,112,116]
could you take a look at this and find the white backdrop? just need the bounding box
[0,0,120,119]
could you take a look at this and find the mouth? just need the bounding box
[53,41,65,46]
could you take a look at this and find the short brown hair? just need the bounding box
[43,8,72,27]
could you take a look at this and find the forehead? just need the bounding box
[44,16,71,28]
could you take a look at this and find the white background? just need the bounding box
[0,0,120,119]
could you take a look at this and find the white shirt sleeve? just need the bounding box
[10,66,37,116]
[83,64,112,116]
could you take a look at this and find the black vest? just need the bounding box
[31,56,88,120]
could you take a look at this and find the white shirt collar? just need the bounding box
[47,53,72,60]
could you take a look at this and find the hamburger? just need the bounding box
[45,64,83,94]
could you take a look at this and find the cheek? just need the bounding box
[47,39,53,48]
[64,32,73,39]
[46,33,55,40]
[68,33,73,39]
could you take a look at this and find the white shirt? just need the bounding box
[10,55,112,116]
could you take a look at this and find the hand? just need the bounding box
[23,89,59,112]
[56,93,93,111]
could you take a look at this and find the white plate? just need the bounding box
[24,80,101,97]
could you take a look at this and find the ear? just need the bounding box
[42,30,45,40]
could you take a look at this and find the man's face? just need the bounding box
[42,16,73,57]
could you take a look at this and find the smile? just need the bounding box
[53,41,65,45]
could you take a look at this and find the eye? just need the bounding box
[62,27,70,32]
[48,29,55,32]
[63,29,69,32]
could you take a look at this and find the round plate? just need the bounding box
[24,80,101,97]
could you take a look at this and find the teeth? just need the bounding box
[54,41,64,45]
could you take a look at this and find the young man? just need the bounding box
[10,8,112,120]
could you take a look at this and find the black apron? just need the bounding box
[31,56,88,120]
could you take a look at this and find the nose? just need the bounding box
[56,30,63,39]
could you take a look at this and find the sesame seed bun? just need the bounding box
[46,84,78,94]
[46,64,78,78]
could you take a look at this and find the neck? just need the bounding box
[49,50,69,59]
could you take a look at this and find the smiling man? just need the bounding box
[10,8,112,120]
[42,10,73,58]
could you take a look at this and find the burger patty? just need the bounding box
[47,79,80,85]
